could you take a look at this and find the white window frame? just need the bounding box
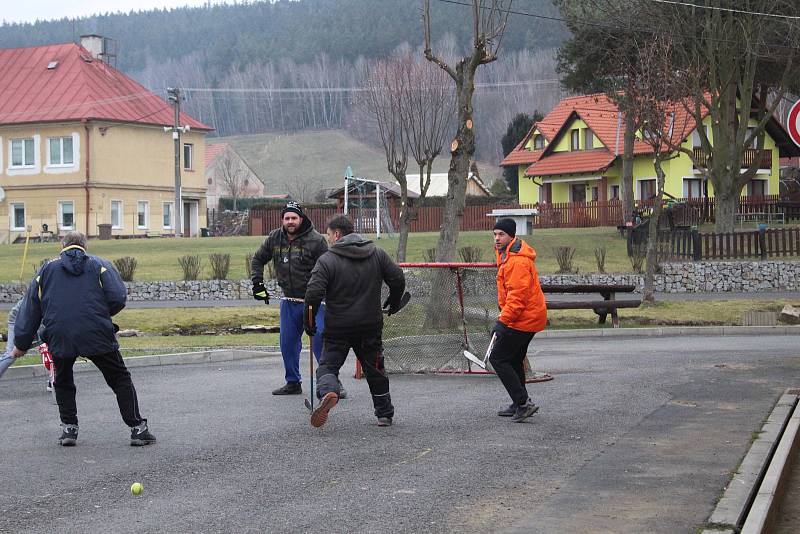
[610,185,620,200]
[58,200,75,230]
[747,179,768,197]
[137,201,149,230]
[570,130,580,151]
[110,200,123,229]
[47,136,74,167]
[533,135,544,150]
[163,202,174,230]
[683,178,703,199]
[11,202,26,231]
[10,137,35,168]
[584,129,594,150]
[183,143,193,171]
[637,178,657,200]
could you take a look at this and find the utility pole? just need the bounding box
[167,87,185,237]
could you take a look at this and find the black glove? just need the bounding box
[492,320,506,335]
[252,282,269,303]
[382,296,401,316]
[303,311,317,337]
[113,323,120,334]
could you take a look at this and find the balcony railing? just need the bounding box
[693,147,772,170]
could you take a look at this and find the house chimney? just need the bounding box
[80,34,104,59]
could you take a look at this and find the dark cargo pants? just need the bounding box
[316,332,394,419]
[488,325,535,406]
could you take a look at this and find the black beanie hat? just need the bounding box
[281,201,305,218]
[493,218,516,237]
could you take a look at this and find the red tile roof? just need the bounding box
[0,43,212,130]
[500,147,544,166]
[204,142,229,168]
[525,150,616,176]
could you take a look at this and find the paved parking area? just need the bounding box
[1,334,799,533]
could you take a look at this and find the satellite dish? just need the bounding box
[0,186,5,202]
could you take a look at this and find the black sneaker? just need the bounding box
[272,382,302,395]
[59,424,78,446]
[511,400,539,423]
[497,403,516,417]
[377,417,392,427]
[130,420,157,446]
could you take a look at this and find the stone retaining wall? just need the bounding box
[1,260,798,303]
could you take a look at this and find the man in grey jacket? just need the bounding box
[303,215,405,428]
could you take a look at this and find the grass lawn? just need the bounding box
[0,227,635,283]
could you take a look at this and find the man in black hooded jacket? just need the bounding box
[13,231,155,447]
[303,215,405,428]
[250,201,329,395]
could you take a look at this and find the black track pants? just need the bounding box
[53,350,144,427]
[316,332,394,419]
[488,327,535,406]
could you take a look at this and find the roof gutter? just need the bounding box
[83,119,91,235]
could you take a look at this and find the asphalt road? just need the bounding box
[1,334,799,533]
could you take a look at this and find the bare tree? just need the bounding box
[400,51,456,261]
[622,35,694,301]
[643,0,800,232]
[423,0,512,262]
[215,148,250,211]
[356,53,410,258]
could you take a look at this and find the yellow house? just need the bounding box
[501,93,800,205]
[0,36,213,244]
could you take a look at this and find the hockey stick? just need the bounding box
[383,291,411,315]
[463,332,497,370]
[304,306,315,412]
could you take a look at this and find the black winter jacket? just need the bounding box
[250,216,328,299]
[14,247,127,359]
[304,233,405,335]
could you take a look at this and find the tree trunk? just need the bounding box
[396,193,412,262]
[714,190,738,233]
[621,112,636,224]
[434,66,474,262]
[425,63,476,330]
[643,158,667,302]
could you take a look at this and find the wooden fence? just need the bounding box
[653,226,800,262]
[246,195,798,236]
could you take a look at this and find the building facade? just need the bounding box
[501,94,800,205]
[0,36,212,244]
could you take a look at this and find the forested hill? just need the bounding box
[0,0,567,74]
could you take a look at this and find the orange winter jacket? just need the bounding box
[495,237,547,333]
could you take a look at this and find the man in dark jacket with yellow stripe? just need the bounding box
[13,231,155,447]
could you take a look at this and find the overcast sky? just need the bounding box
[2,1,233,24]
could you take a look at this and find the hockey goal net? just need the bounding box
[379,262,499,374]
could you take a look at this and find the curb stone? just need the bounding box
[706,390,800,533]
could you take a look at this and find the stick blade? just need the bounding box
[463,350,487,369]
[304,398,313,411]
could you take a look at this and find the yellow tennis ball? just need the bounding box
[130,482,143,495]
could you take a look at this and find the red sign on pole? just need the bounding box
[788,100,800,147]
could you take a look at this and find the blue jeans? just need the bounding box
[279,300,324,384]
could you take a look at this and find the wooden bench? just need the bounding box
[541,283,641,328]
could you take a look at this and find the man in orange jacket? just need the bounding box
[489,218,547,422]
